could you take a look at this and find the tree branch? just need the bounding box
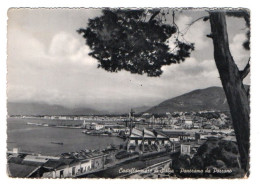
[247,86,250,99]
[172,11,180,39]
[240,58,250,80]
[149,10,160,22]
[206,34,213,38]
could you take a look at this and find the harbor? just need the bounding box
[7,117,124,156]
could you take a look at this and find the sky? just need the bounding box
[7,8,250,113]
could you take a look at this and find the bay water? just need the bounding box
[7,117,124,156]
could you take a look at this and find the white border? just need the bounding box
[1,1,260,188]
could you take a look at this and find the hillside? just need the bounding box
[132,106,152,114]
[146,86,239,114]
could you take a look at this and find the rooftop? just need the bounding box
[7,163,40,178]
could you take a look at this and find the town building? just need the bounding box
[42,154,105,178]
[180,144,191,155]
[86,122,104,130]
[126,128,172,153]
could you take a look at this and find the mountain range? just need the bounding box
[7,102,107,116]
[7,86,249,115]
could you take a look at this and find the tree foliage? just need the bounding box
[172,139,244,178]
[78,9,194,77]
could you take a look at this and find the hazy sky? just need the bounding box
[7,8,250,112]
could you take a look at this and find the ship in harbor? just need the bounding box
[50,142,64,145]
[82,130,112,136]
[27,122,49,127]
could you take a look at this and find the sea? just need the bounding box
[7,117,124,156]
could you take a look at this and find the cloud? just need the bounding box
[174,14,211,51]
[7,27,46,64]
[230,33,250,69]
[162,58,217,78]
[7,27,165,110]
[49,32,81,56]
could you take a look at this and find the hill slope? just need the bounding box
[146,86,230,114]
[132,106,152,114]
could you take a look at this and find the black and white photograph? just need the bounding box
[6,7,251,179]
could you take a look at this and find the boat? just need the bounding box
[51,142,64,145]
[82,130,89,134]
[81,130,112,136]
[27,122,42,126]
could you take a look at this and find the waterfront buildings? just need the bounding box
[126,128,172,152]
[42,154,106,178]
[7,150,108,178]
